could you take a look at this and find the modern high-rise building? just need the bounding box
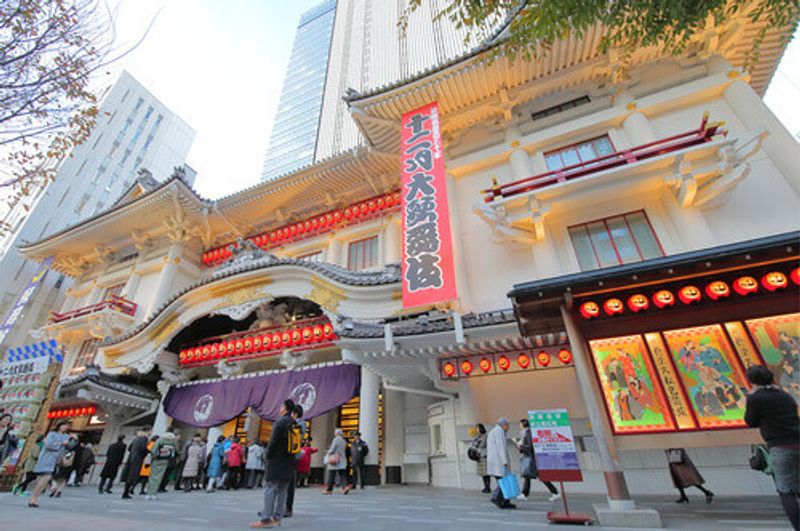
[260,0,337,181]
[0,70,195,350]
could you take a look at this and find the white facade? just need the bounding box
[0,70,195,352]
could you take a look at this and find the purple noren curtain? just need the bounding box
[162,364,360,427]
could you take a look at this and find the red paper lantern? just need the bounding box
[261,335,272,351]
[291,329,302,345]
[442,362,457,378]
[678,285,702,305]
[252,336,262,351]
[479,357,492,373]
[791,267,800,286]
[334,211,342,223]
[386,195,395,207]
[579,301,600,319]
[282,331,293,347]
[210,344,218,357]
[360,204,369,215]
[517,353,531,369]
[244,338,253,353]
[368,200,377,212]
[377,197,386,209]
[194,347,204,360]
[272,333,282,349]
[652,290,675,308]
[558,349,573,364]
[323,323,335,339]
[312,325,324,342]
[226,341,236,356]
[537,351,551,367]
[603,298,624,316]
[627,294,649,312]
[233,339,244,354]
[705,280,730,300]
[302,326,313,344]
[733,276,759,296]
[460,360,474,375]
[344,207,353,219]
[497,355,511,371]
[761,271,788,292]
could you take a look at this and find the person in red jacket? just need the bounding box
[296,437,318,487]
[226,437,245,490]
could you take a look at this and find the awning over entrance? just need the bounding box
[162,362,360,427]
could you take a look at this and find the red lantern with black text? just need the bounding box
[261,335,272,351]
[282,331,292,348]
[627,294,649,312]
[312,325,323,342]
[537,350,551,367]
[443,362,457,378]
[791,267,800,286]
[734,276,759,296]
[235,339,245,354]
[580,302,600,319]
[244,338,253,353]
[761,271,788,292]
[558,349,573,364]
[517,353,531,369]
[252,336,262,352]
[323,323,335,339]
[479,357,492,373]
[226,341,236,356]
[679,285,702,305]
[461,360,474,375]
[202,346,211,360]
[652,290,675,308]
[603,298,624,316]
[705,281,730,300]
[302,327,313,344]
[272,333,282,349]
[291,329,302,345]
[497,355,511,371]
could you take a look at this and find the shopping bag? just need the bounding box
[498,472,520,499]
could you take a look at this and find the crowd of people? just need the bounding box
[3,364,796,528]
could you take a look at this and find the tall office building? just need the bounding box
[260,0,337,181]
[0,70,195,350]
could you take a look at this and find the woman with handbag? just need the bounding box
[322,428,350,495]
[517,419,560,501]
[469,423,491,493]
[28,420,72,508]
[665,448,714,503]
[48,435,79,497]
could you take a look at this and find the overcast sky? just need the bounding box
[107,3,799,199]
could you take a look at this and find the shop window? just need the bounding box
[531,95,591,122]
[299,251,322,263]
[71,338,100,373]
[544,135,615,171]
[568,210,664,271]
[347,236,379,271]
[431,423,444,455]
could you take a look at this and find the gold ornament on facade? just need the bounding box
[218,286,269,308]
[307,278,345,313]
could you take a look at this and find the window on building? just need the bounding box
[568,210,664,271]
[531,95,591,122]
[431,423,444,455]
[74,194,91,215]
[544,135,615,171]
[299,251,322,263]
[56,188,71,208]
[347,236,379,271]
[71,338,100,373]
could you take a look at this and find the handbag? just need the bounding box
[666,449,684,464]
[749,445,768,471]
[520,456,537,478]
[327,453,340,465]
[467,447,480,462]
[498,472,520,500]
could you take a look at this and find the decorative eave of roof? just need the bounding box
[58,364,159,400]
[338,308,518,338]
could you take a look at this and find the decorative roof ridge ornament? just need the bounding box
[214,237,273,272]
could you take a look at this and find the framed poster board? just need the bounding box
[745,313,800,401]
[528,409,582,482]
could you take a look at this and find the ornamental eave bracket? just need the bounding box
[474,195,551,245]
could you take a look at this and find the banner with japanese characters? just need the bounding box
[400,101,457,308]
[528,409,583,482]
[0,256,53,347]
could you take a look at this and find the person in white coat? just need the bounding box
[487,418,515,509]
[245,441,265,489]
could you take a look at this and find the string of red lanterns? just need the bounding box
[178,319,337,366]
[48,406,97,419]
[441,348,572,380]
[202,191,401,267]
[580,269,797,319]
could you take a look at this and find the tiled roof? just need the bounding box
[102,259,401,347]
[338,308,517,338]
[59,365,158,399]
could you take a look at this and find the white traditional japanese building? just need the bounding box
[12,4,800,525]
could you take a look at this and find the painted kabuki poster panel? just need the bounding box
[662,325,749,429]
[745,313,800,401]
[589,335,676,434]
[644,333,697,430]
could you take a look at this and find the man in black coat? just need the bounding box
[122,426,151,499]
[98,435,126,494]
[251,400,295,528]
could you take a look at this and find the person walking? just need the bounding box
[76,442,95,486]
[122,426,152,499]
[196,437,208,490]
[49,435,79,496]
[226,436,244,490]
[98,435,126,494]
[250,399,296,528]
[28,420,72,508]
[745,365,800,530]
[159,432,182,492]
[516,419,560,502]
[470,423,491,493]
[146,427,178,499]
[13,434,43,496]
[665,448,714,503]
[487,418,515,510]
[323,428,350,495]
[284,403,304,518]
[245,441,265,489]
[296,438,318,487]
[350,432,369,489]
[0,413,18,469]
[181,434,204,491]
[206,435,226,492]
[136,435,158,494]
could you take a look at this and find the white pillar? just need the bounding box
[145,243,182,317]
[723,78,800,197]
[310,411,332,468]
[383,216,401,264]
[622,111,656,145]
[358,366,380,471]
[153,380,172,435]
[326,237,342,267]
[382,388,405,484]
[456,383,479,426]
[505,126,535,179]
[121,269,141,300]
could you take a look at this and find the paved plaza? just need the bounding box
[0,484,792,531]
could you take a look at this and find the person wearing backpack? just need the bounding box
[146,427,178,499]
[28,420,72,508]
[350,432,369,489]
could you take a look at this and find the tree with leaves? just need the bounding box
[0,0,126,235]
[404,0,798,69]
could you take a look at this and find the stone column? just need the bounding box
[326,237,342,267]
[145,243,182,318]
[121,268,141,300]
[152,380,173,435]
[622,110,656,145]
[383,215,402,264]
[382,388,405,484]
[505,126,534,178]
[561,305,661,527]
[245,409,261,443]
[358,365,380,485]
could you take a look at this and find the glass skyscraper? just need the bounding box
[260,0,337,182]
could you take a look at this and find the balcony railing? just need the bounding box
[481,113,725,202]
[50,295,137,324]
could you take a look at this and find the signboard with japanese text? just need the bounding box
[0,256,53,346]
[400,101,457,309]
[528,409,583,482]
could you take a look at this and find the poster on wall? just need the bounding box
[400,101,457,309]
[0,256,53,346]
[644,333,697,430]
[528,409,582,482]
[589,335,675,434]
[745,313,800,401]
[662,325,749,429]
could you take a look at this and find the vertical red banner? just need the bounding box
[400,101,457,309]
